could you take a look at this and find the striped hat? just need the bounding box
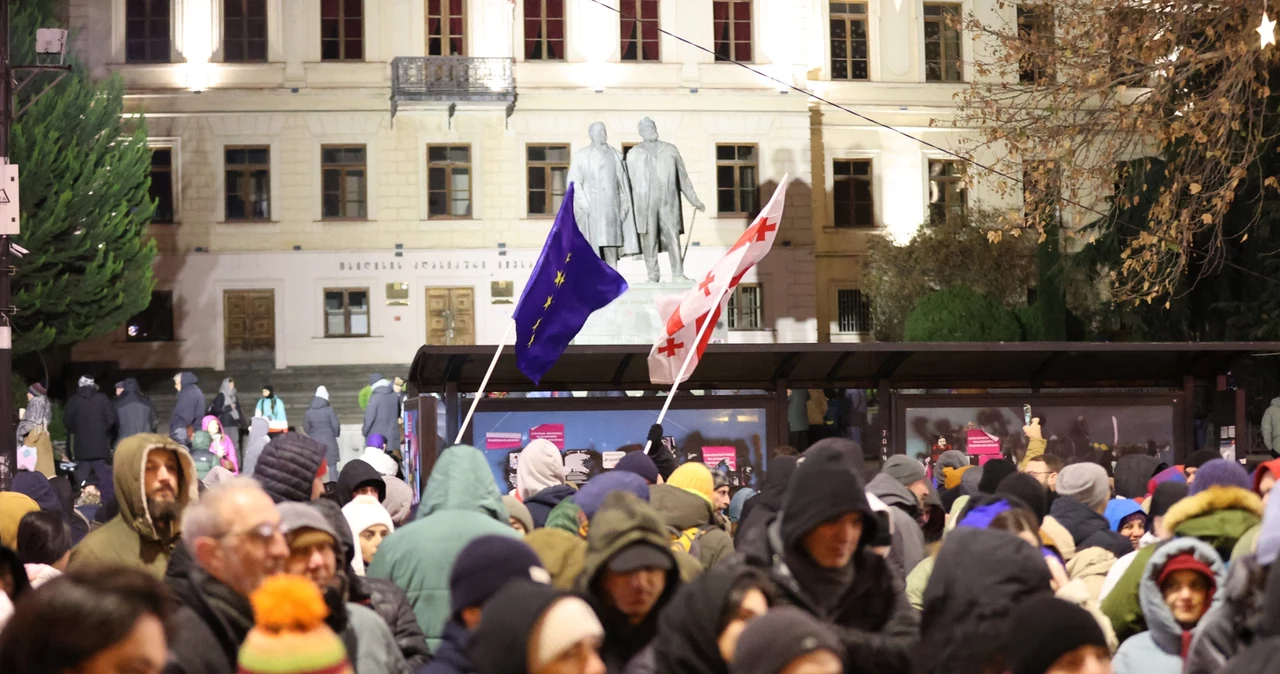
[237,575,352,674]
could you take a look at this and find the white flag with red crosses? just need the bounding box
[647,175,791,385]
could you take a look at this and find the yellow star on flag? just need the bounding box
[544,296,554,310]
[532,318,541,331]
[565,253,572,263]
[1260,12,1277,48]
[554,271,566,288]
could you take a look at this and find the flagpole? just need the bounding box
[454,319,515,445]
[643,277,732,455]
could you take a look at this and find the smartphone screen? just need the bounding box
[1023,404,1032,425]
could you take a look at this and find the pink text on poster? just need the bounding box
[702,446,737,471]
[530,423,566,450]
[485,432,523,451]
[965,429,1003,465]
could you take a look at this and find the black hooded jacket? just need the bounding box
[114,378,158,439]
[734,456,797,546]
[337,458,387,505]
[468,581,569,674]
[64,384,116,460]
[650,567,763,674]
[1222,554,1280,673]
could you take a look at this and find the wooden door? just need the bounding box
[224,290,276,370]
[426,287,475,345]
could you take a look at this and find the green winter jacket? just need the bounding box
[366,445,518,649]
[545,496,583,535]
[1101,486,1263,642]
[649,483,735,570]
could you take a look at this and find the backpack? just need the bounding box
[669,524,715,560]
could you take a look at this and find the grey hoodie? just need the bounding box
[866,471,928,579]
[241,417,271,476]
[169,372,205,435]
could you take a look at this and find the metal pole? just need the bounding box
[0,0,14,489]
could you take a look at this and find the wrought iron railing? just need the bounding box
[391,56,515,104]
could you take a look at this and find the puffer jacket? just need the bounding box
[303,396,342,476]
[649,483,734,570]
[866,472,928,578]
[367,445,517,649]
[67,434,197,578]
[525,483,577,528]
[421,620,472,674]
[364,381,401,454]
[361,576,432,670]
[1114,538,1226,674]
[1185,553,1271,673]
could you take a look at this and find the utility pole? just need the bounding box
[0,0,14,489]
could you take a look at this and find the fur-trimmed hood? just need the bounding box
[1164,486,1264,532]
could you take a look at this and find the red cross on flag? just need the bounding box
[647,175,791,385]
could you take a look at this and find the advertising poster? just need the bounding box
[530,423,566,449]
[485,432,523,451]
[964,429,1002,465]
[702,446,737,471]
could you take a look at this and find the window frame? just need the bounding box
[715,143,760,216]
[832,158,875,228]
[125,0,172,64]
[149,147,176,225]
[620,0,660,62]
[321,144,368,221]
[927,159,967,227]
[712,0,753,63]
[835,288,873,335]
[222,0,268,63]
[726,283,763,331]
[922,2,963,83]
[321,0,364,62]
[523,0,566,61]
[125,290,176,343]
[427,144,473,220]
[427,0,466,56]
[526,144,571,217]
[224,145,272,222]
[323,287,371,338]
[1017,5,1054,84]
[829,2,870,81]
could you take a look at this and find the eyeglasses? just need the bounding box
[217,521,283,543]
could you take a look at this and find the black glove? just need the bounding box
[647,423,677,481]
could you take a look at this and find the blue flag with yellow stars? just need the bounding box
[514,183,628,384]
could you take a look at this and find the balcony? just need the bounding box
[391,56,516,117]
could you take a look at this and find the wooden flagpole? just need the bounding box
[454,319,514,445]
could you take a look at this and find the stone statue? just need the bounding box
[626,117,706,282]
[566,122,640,266]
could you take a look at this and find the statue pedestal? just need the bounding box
[574,281,729,345]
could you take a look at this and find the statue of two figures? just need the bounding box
[566,118,706,283]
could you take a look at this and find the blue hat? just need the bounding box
[728,488,756,523]
[1104,498,1147,532]
[576,471,650,518]
[449,535,548,617]
[614,452,659,484]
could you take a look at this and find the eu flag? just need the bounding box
[515,183,629,383]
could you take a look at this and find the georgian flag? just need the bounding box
[647,175,791,385]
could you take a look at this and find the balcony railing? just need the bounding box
[391,56,515,112]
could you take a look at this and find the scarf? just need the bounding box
[220,379,240,421]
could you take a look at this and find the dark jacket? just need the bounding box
[114,378,158,439]
[734,456,797,546]
[1218,546,1280,674]
[169,372,205,436]
[647,567,764,674]
[363,577,433,671]
[1049,495,1134,558]
[364,382,401,453]
[304,396,342,465]
[524,484,577,528]
[253,434,328,503]
[865,472,928,579]
[165,567,255,674]
[421,620,472,674]
[1186,554,1271,673]
[64,384,116,460]
[209,378,244,432]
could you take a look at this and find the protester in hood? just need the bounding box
[730,606,843,674]
[1099,480,1190,602]
[0,566,174,674]
[169,372,206,447]
[614,452,661,486]
[1184,449,1220,486]
[67,434,196,578]
[1254,457,1280,504]
[241,416,271,476]
[650,467,735,570]
[201,415,239,474]
[16,510,70,586]
[978,458,1018,495]
[734,456,797,546]
[208,377,244,452]
[625,567,772,674]
[114,377,159,439]
[1005,596,1113,674]
[343,495,395,573]
[255,385,288,429]
[937,449,970,489]
[735,444,917,673]
[368,445,520,649]
[1112,537,1224,674]
[364,374,401,456]
[428,536,551,674]
[1105,499,1149,551]
[338,457,386,506]
[469,580,606,674]
[505,494,536,534]
[382,475,414,526]
[866,455,929,578]
[520,441,577,528]
[64,375,117,488]
[253,434,330,504]
[1050,463,1133,558]
[234,575,354,674]
[305,385,343,482]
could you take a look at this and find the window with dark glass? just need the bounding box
[225,146,270,221]
[830,2,869,80]
[427,0,465,56]
[126,0,171,63]
[716,144,758,214]
[224,0,268,62]
[324,288,370,337]
[833,159,874,228]
[836,288,872,333]
[713,1,753,62]
[727,284,762,330]
[527,145,570,215]
[150,148,175,224]
[928,159,966,226]
[428,145,472,218]
[126,291,175,342]
[1017,5,1054,84]
[923,3,962,82]
[321,145,367,219]
[524,0,565,61]
[321,0,363,61]
[621,0,660,62]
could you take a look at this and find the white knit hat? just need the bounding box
[342,495,395,577]
[530,596,604,671]
[359,448,399,477]
[316,386,329,400]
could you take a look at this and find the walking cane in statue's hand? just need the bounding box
[681,208,698,263]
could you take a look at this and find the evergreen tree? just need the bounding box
[9,0,156,354]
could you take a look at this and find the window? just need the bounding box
[727,284,762,330]
[126,291,175,342]
[1017,6,1053,84]
[126,0,171,63]
[527,145,570,216]
[621,0,659,62]
[427,0,465,56]
[836,289,872,334]
[713,1,752,62]
[832,159,874,227]
[324,288,370,337]
[321,0,363,61]
[428,145,472,218]
[225,146,271,221]
[928,160,966,226]
[923,3,962,82]
[321,145,367,219]
[149,148,175,224]
[830,2,869,80]
[224,0,268,62]
[716,144,759,214]
[524,0,565,61]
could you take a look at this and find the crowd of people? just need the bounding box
[1,400,1280,674]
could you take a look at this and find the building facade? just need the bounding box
[67,0,1016,372]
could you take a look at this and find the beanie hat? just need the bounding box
[503,494,535,532]
[449,535,549,616]
[576,471,650,518]
[278,502,339,550]
[27,383,45,397]
[668,462,715,504]
[468,581,587,674]
[1056,463,1111,511]
[728,487,756,523]
[779,444,877,552]
[937,449,969,471]
[1005,596,1108,674]
[1157,552,1216,589]
[530,596,605,671]
[77,375,94,388]
[365,433,387,450]
[515,439,567,501]
[341,495,395,541]
[315,386,329,401]
[1147,465,1187,498]
[237,575,352,674]
[1189,459,1250,496]
[1254,458,1280,494]
[881,455,926,487]
[614,451,660,484]
[255,434,328,503]
[713,470,731,492]
[978,459,1017,495]
[1185,449,1219,471]
[1148,480,1188,521]
[995,472,1049,525]
[731,606,842,674]
[368,373,384,386]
